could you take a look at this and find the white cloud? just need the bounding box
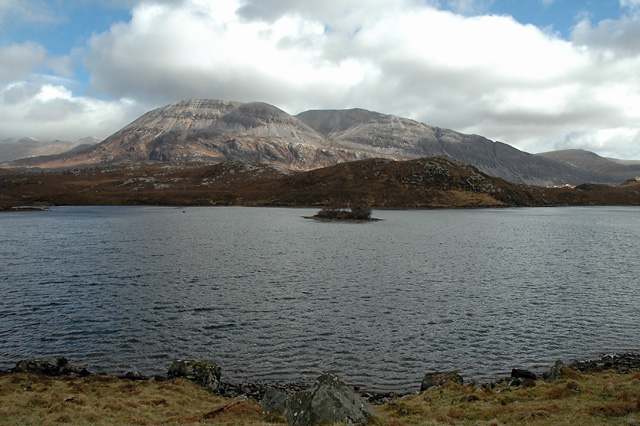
[0,81,143,141]
[620,0,640,9]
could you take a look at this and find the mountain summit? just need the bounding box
[7,99,628,185]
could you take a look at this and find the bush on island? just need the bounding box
[314,205,373,220]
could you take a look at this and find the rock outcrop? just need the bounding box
[545,360,565,381]
[420,371,464,391]
[261,372,376,426]
[13,356,90,377]
[569,353,640,373]
[167,360,221,392]
[511,369,537,380]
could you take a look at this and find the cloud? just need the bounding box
[0,81,144,141]
[557,129,640,159]
[84,0,369,109]
[620,0,640,10]
[445,0,494,15]
[0,0,61,25]
[0,42,47,83]
[572,15,640,56]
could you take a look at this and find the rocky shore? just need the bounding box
[4,353,640,402]
[3,354,640,425]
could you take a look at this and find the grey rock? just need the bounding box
[261,386,289,414]
[120,370,147,381]
[282,372,375,426]
[168,359,221,392]
[511,369,537,380]
[569,353,640,373]
[13,356,69,375]
[545,360,565,381]
[420,371,464,391]
[60,363,91,377]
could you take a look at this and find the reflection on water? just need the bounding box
[1,206,639,392]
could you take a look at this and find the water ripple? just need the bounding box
[1,206,639,392]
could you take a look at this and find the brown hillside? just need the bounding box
[1,157,639,210]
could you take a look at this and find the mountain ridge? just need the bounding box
[3,99,637,186]
[536,149,640,183]
[0,137,101,163]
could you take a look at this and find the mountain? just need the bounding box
[536,149,640,183]
[295,109,606,185]
[4,99,636,186]
[0,137,101,162]
[8,100,362,171]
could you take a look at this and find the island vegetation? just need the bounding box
[311,205,376,221]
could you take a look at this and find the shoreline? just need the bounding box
[4,353,640,403]
[4,354,640,425]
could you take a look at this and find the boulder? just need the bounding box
[420,371,464,391]
[13,356,69,375]
[511,369,537,380]
[545,360,565,381]
[167,360,221,392]
[13,356,91,377]
[279,372,375,426]
[261,386,289,415]
[60,363,91,377]
[120,370,147,381]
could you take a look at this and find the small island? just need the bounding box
[307,205,380,221]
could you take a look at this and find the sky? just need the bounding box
[1,0,640,159]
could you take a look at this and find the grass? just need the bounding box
[1,368,640,425]
[0,374,277,426]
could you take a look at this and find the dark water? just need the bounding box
[1,206,639,392]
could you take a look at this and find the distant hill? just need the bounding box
[2,157,639,210]
[536,149,640,184]
[607,158,640,166]
[0,137,101,162]
[4,99,637,186]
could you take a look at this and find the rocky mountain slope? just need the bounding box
[9,100,364,171]
[5,99,638,186]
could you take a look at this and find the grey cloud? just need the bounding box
[572,16,640,56]
[0,42,47,83]
[27,98,85,121]
[236,0,404,25]
[237,0,298,22]
[445,0,494,15]
[1,82,40,104]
